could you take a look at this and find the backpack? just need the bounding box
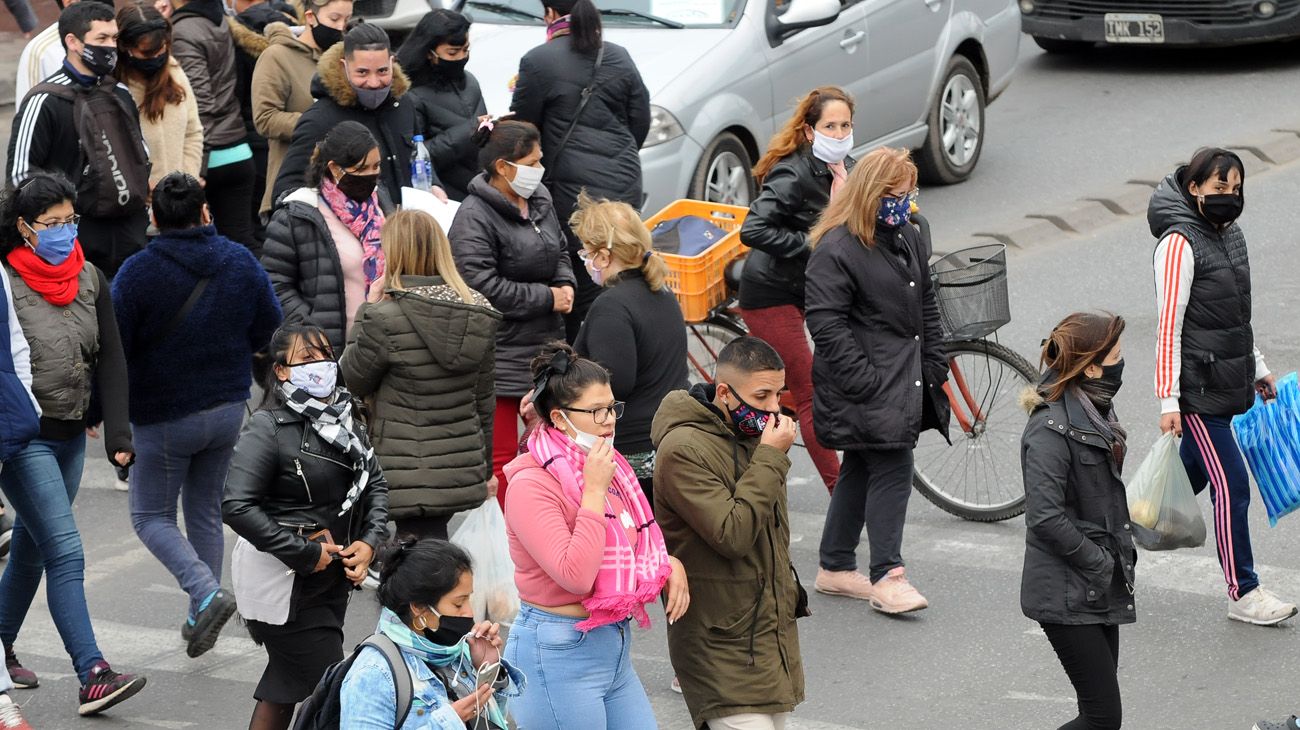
[291,634,413,730]
[650,215,730,257]
[30,77,150,219]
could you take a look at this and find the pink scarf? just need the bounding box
[320,177,386,287]
[827,161,847,199]
[526,425,671,632]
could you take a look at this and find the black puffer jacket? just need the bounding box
[805,221,949,450]
[223,403,389,575]
[261,188,349,354]
[510,37,650,237]
[1020,388,1137,626]
[409,69,487,202]
[171,0,247,157]
[739,148,854,310]
[448,174,575,397]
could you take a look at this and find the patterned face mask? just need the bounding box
[722,383,775,438]
[877,193,914,228]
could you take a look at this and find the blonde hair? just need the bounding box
[754,86,855,184]
[568,191,669,292]
[380,210,474,303]
[809,147,917,249]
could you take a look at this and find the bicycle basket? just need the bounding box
[929,243,1010,340]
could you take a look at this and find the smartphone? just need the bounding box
[475,662,501,689]
[306,529,338,559]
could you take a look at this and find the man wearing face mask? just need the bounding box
[1148,147,1296,627]
[7,1,152,279]
[273,23,443,213]
[651,337,809,730]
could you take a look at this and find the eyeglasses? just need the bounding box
[562,401,625,425]
[885,188,920,203]
[577,248,607,265]
[32,214,80,231]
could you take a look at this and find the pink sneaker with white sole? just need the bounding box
[869,567,929,614]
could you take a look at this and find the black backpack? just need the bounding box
[292,634,413,730]
[30,77,150,219]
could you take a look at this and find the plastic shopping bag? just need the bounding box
[450,498,520,624]
[1232,372,1300,526]
[1126,432,1206,550]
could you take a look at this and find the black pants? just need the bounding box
[248,139,269,251]
[394,515,451,541]
[563,248,603,343]
[818,447,914,582]
[1040,623,1122,730]
[205,157,258,255]
[80,210,149,279]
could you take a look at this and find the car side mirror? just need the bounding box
[767,0,841,43]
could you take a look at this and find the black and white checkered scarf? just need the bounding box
[279,382,376,516]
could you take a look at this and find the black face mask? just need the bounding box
[311,20,344,52]
[1080,359,1124,409]
[1198,192,1244,227]
[430,55,469,78]
[125,53,168,76]
[424,613,476,646]
[81,43,118,77]
[336,172,380,202]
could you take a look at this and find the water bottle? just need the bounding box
[411,135,433,192]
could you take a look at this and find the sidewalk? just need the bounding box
[0,31,28,108]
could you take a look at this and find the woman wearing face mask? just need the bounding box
[569,193,686,507]
[263,121,385,356]
[804,148,949,613]
[1148,147,1295,626]
[501,341,686,729]
[0,174,148,715]
[116,3,204,195]
[397,8,487,202]
[450,120,575,510]
[739,86,856,497]
[1020,313,1134,730]
[223,322,389,730]
[339,538,523,728]
[252,0,353,217]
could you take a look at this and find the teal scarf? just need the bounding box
[377,609,508,727]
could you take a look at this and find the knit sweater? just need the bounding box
[125,58,205,189]
[112,225,283,425]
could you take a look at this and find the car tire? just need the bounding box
[1032,36,1094,54]
[917,55,986,186]
[690,132,756,206]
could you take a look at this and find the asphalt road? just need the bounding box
[4,37,1300,730]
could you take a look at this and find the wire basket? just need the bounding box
[929,243,1010,340]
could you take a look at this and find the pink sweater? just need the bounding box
[503,451,608,607]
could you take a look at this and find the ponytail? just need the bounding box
[642,250,669,292]
[569,191,669,291]
[546,0,601,53]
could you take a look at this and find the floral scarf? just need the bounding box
[320,177,386,287]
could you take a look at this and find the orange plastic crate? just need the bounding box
[644,200,749,322]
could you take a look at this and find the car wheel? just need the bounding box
[1032,36,1094,54]
[690,133,755,206]
[917,55,986,186]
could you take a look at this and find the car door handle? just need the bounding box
[923,0,943,10]
[839,31,866,49]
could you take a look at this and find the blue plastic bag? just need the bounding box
[1232,372,1300,526]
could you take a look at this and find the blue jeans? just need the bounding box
[130,402,245,617]
[504,604,657,730]
[0,434,103,682]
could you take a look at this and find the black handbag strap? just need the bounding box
[548,43,605,173]
[147,277,210,349]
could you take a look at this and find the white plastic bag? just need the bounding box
[1126,432,1206,551]
[450,499,520,623]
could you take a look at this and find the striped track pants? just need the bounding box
[1181,413,1260,601]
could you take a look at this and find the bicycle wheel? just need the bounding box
[912,339,1037,522]
[685,314,747,385]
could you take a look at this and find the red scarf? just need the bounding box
[6,241,85,306]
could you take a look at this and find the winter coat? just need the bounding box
[448,174,575,397]
[261,188,353,354]
[510,36,650,244]
[409,69,488,202]
[124,59,204,190]
[252,22,321,214]
[739,148,854,310]
[339,275,501,519]
[1020,388,1137,626]
[650,385,804,729]
[112,225,282,426]
[171,0,247,158]
[805,221,949,451]
[223,402,389,575]
[272,43,425,211]
[230,4,295,160]
[1147,168,1256,417]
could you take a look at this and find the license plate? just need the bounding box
[1104,13,1164,44]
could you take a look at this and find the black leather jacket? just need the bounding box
[223,404,389,575]
[738,148,854,310]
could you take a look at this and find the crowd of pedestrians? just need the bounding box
[0,0,1289,726]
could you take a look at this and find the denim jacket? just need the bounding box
[339,641,524,729]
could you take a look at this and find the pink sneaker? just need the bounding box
[869,567,929,614]
[814,568,875,600]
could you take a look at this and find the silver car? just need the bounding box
[359,0,1020,211]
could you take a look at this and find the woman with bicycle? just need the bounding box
[1020,312,1133,730]
[738,85,855,496]
[804,148,948,613]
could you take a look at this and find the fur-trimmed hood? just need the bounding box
[1019,386,1045,414]
[313,41,411,108]
[229,15,271,58]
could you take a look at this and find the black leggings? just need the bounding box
[205,157,258,254]
[1040,623,1122,730]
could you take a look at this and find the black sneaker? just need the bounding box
[186,590,237,658]
[2,646,36,689]
[181,620,194,643]
[1255,718,1300,730]
[78,661,146,716]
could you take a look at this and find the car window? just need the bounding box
[459,0,746,27]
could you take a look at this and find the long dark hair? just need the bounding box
[375,538,473,624]
[472,119,540,181]
[1038,312,1126,403]
[544,0,601,53]
[395,8,470,85]
[306,121,378,187]
[0,173,77,254]
[116,3,186,124]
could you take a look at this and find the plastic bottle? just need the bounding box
[411,135,433,192]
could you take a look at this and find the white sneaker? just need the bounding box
[1229,587,1298,626]
[670,676,682,694]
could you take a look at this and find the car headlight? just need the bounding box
[642,106,685,149]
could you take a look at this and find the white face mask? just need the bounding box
[560,411,606,452]
[288,360,338,398]
[506,161,545,198]
[811,129,854,164]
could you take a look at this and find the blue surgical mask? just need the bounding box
[24,221,77,265]
[878,195,913,228]
[288,360,338,398]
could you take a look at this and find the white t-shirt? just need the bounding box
[15,23,66,103]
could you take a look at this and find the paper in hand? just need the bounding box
[401,186,461,234]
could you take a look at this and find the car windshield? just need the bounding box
[458,0,745,27]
